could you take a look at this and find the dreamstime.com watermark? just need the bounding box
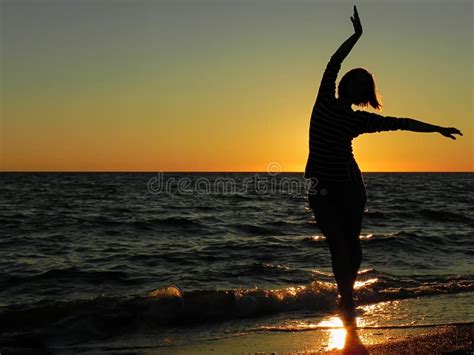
[147,162,319,196]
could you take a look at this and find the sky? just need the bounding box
[1,0,472,172]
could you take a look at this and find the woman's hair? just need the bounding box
[338,68,382,110]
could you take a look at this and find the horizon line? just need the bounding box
[1,170,473,174]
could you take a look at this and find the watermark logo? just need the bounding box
[147,162,318,196]
[267,162,281,176]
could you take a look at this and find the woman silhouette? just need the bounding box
[305,6,462,324]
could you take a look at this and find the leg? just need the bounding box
[310,184,364,323]
[343,186,366,291]
[345,212,363,289]
[319,222,355,312]
[350,237,362,287]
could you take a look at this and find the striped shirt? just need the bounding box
[304,56,409,183]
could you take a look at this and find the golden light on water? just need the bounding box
[359,234,374,240]
[354,277,378,289]
[310,235,326,242]
[317,316,346,350]
[358,300,404,328]
[285,286,299,297]
[148,285,181,298]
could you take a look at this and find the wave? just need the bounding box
[1,270,472,336]
[363,211,389,219]
[363,208,472,224]
[302,231,474,251]
[147,216,205,229]
[230,223,289,236]
[73,216,206,231]
[258,321,474,332]
[419,209,472,224]
[2,267,134,285]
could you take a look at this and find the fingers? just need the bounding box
[449,127,463,136]
[440,131,457,140]
[443,127,463,139]
[353,5,359,19]
[442,132,456,139]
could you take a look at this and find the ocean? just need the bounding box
[1,172,473,352]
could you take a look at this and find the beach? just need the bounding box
[162,323,474,354]
[2,323,472,354]
[2,0,473,352]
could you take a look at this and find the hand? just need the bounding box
[438,126,463,140]
[351,5,363,35]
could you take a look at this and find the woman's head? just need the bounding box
[338,68,382,110]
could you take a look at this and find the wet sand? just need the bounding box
[361,323,474,355]
[164,323,473,354]
[1,323,472,354]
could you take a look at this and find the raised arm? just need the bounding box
[316,6,363,102]
[333,6,363,64]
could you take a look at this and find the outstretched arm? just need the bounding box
[355,111,463,140]
[316,6,363,102]
[405,118,463,140]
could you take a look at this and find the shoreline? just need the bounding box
[1,322,473,354]
[156,323,474,354]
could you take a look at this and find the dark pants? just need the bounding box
[308,182,367,309]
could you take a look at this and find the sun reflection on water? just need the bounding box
[317,316,346,350]
[354,277,378,289]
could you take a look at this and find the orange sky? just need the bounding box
[1,0,472,172]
